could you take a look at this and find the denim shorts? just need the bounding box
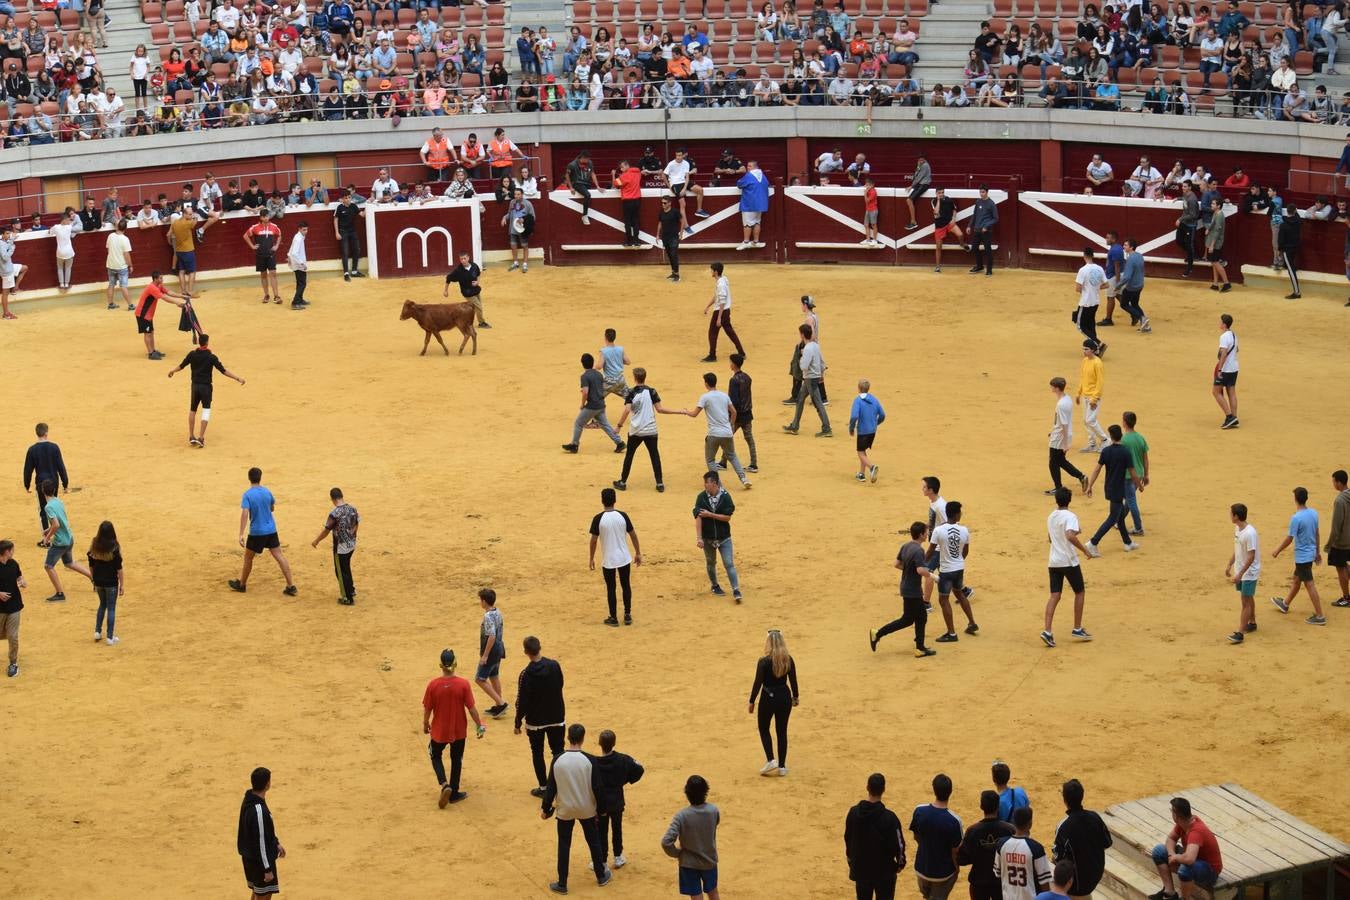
[679,866,717,896]
[107,267,129,288]
[44,543,74,567]
[475,659,501,680]
[938,569,965,597]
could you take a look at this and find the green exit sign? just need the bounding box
[921,124,938,136]
[856,122,872,136]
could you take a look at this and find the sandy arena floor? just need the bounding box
[1,264,1347,899]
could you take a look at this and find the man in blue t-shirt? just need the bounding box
[1098,230,1126,327]
[909,773,963,899]
[736,160,770,250]
[1271,486,1326,624]
[229,467,297,596]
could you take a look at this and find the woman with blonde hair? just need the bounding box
[747,629,799,778]
[87,521,123,645]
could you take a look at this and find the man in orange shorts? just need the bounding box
[930,187,965,273]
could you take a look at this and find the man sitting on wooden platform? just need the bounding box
[1147,797,1224,900]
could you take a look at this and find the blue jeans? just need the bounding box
[888,51,918,67]
[95,586,117,638]
[1124,478,1143,532]
[1151,845,1217,887]
[1199,59,1221,86]
[1091,498,1131,546]
[703,537,739,592]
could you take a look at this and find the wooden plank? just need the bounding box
[1129,796,1267,881]
[1105,846,1164,894]
[1189,787,1329,868]
[1218,785,1350,858]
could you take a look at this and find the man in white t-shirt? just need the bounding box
[688,371,751,489]
[371,168,400,204]
[701,261,745,363]
[662,147,707,235]
[1123,155,1163,198]
[1085,154,1114,189]
[815,149,845,178]
[1047,376,1089,495]
[214,3,241,34]
[588,487,641,626]
[104,219,134,310]
[929,499,977,643]
[1213,312,1240,429]
[1074,247,1107,357]
[198,173,224,212]
[51,207,77,293]
[97,87,126,138]
[1042,486,1094,647]
[1225,502,1261,643]
[613,367,681,492]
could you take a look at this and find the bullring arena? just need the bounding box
[3,60,1350,900]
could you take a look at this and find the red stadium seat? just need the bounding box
[395,51,414,71]
[487,5,505,25]
[752,40,773,61]
[595,0,616,20]
[486,26,506,47]
[659,0,681,19]
[617,0,639,20]
[142,0,163,23]
[164,0,184,20]
[150,22,171,44]
[1293,49,1313,74]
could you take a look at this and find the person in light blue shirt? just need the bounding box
[1271,486,1326,623]
[230,467,297,596]
[992,761,1030,823]
[848,379,886,484]
[1036,858,1076,898]
[599,328,630,400]
[40,480,92,603]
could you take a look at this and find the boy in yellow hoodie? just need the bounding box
[1075,340,1108,453]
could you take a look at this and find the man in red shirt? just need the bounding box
[244,210,283,305]
[861,176,880,248]
[1149,797,1223,900]
[422,648,486,808]
[134,270,189,360]
[612,159,644,248]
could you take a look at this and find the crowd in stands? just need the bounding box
[4,0,1350,149]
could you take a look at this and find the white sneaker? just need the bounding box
[522,262,529,272]
[1124,542,1141,552]
[1085,543,1101,558]
[760,759,779,775]
[1079,443,1098,454]
[106,636,120,645]
[736,242,749,250]
[859,237,872,245]
[507,262,519,271]
[613,854,627,869]
[581,215,591,225]
[94,632,102,642]
[778,767,789,777]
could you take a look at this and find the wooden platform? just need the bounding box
[1100,784,1349,900]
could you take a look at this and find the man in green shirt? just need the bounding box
[1120,411,1150,536]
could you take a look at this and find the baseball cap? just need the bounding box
[440,648,457,667]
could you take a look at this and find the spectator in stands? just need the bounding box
[563,27,588,74]
[827,71,853,105]
[845,154,869,185]
[1094,75,1122,110]
[809,0,829,38]
[1282,79,1311,120]
[1028,28,1065,79]
[886,18,919,70]
[444,167,475,200]
[1269,55,1296,117]
[658,72,684,108]
[757,2,780,41]
[1040,75,1071,108]
[964,50,991,93]
[974,20,1001,63]
[1198,26,1223,89]
[536,27,557,77]
[753,71,782,106]
[1149,797,1223,900]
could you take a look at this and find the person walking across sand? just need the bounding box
[228,467,297,596]
[167,333,245,447]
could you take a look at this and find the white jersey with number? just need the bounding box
[993,835,1052,900]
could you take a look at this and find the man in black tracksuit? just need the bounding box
[659,195,682,282]
[332,192,364,280]
[844,772,906,900]
[1278,204,1303,299]
[592,729,645,869]
[514,635,567,797]
[967,186,999,276]
[958,790,1016,900]
[22,423,68,538]
[1052,778,1113,899]
[237,767,285,897]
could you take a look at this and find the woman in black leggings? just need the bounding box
[748,629,799,778]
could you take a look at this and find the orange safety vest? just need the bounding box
[488,136,515,168]
[426,134,451,170]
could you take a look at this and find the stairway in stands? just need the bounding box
[102,0,155,98]
[909,0,991,90]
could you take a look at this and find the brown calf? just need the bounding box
[399,300,478,356]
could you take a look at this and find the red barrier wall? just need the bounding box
[364,201,482,278]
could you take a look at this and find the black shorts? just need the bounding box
[1329,547,1350,568]
[190,383,213,411]
[1049,565,1085,594]
[669,182,687,197]
[242,860,280,894]
[856,432,875,452]
[910,183,930,200]
[937,569,965,597]
[256,254,277,272]
[1213,371,1238,388]
[246,533,281,553]
[136,316,154,334]
[1206,244,1224,262]
[1293,561,1314,582]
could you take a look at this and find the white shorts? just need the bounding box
[1,273,14,289]
[1106,275,1119,298]
[741,211,762,226]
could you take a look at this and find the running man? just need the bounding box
[1047,377,1089,495]
[921,477,947,611]
[562,353,625,454]
[930,500,978,642]
[0,539,25,678]
[23,423,68,539]
[695,470,741,603]
[689,372,751,488]
[869,521,937,658]
[1073,248,1107,357]
[1213,314,1240,429]
[613,367,680,492]
[423,648,487,807]
[848,379,885,483]
[167,332,245,447]
[1226,502,1260,643]
[237,767,286,898]
[134,270,190,360]
[1075,340,1108,453]
[444,251,491,328]
[1330,469,1350,608]
[311,487,360,605]
[1083,425,1143,556]
[167,205,200,296]
[589,487,641,626]
[1120,411,1150,536]
[40,480,92,603]
[702,262,745,363]
[475,587,510,717]
[930,186,963,272]
[243,210,282,304]
[663,146,708,236]
[1042,487,1093,648]
[1271,486,1327,625]
[229,467,297,596]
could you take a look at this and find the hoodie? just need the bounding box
[591,750,645,815]
[514,655,565,729]
[845,799,906,883]
[848,393,886,436]
[237,791,279,874]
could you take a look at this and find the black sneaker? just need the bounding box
[283,585,298,596]
[655,483,665,492]
[597,868,613,887]
[549,882,568,895]
[228,579,246,593]
[915,647,937,658]
[964,622,979,635]
[710,584,726,596]
[1333,597,1350,607]
[447,791,468,803]
[1078,474,1090,492]
[613,441,626,453]
[868,629,879,652]
[1285,293,1301,300]
[968,265,982,274]
[1096,318,1114,326]
[604,616,620,627]
[1097,342,1107,358]
[623,614,632,625]
[700,354,717,363]
[1228,631,1244,644]
[352,271,366,278]
[344,273,351,282]
[935,632,959,643]
[561,443,579,453]
[746,465,759,473]
[1220,283,1232,292]
[46,592,66,603]
[1222,417,1240,429]
[1245,621,1258,632]
[530,787,547,798]
[612,480,627,490]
